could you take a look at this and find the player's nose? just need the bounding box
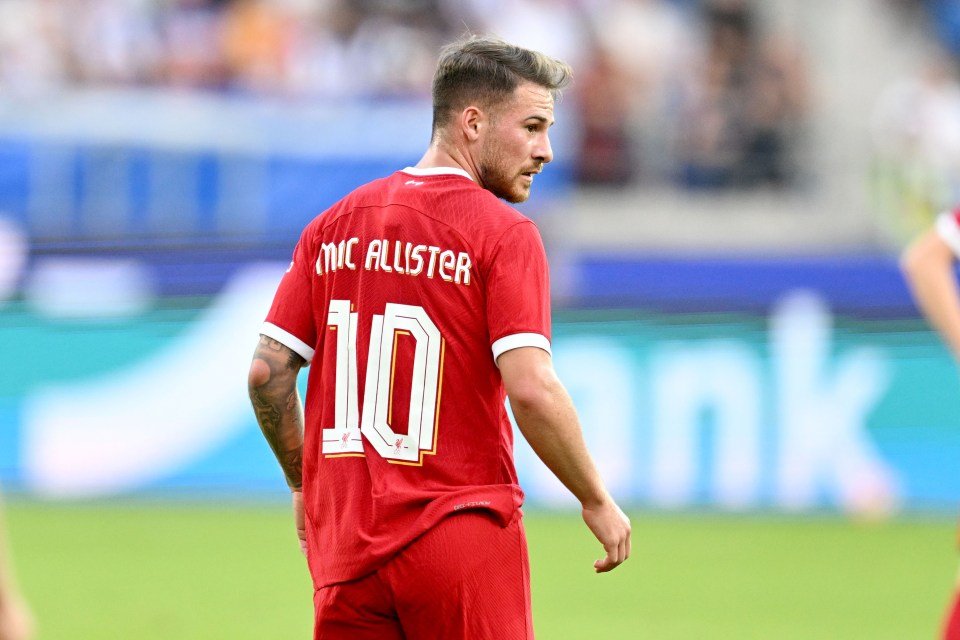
[534,132,553,165]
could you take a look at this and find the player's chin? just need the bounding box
[505,184,532,204]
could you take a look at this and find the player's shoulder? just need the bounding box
[473,188,530,224]
[300,174,396,232]
[451,186,541,251]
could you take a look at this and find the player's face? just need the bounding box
[477,82,555,204]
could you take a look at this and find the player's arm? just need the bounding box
[248,334,306,489]
[0,492,33,640]
[248,335,308,555]
[901,227,960,359]
[498,346,631,573]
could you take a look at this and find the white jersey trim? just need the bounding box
[260,322,315,364]
[401,166,475,182]
[936,211,960,257]
[492,333,552,363]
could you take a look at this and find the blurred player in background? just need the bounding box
[248,34,630,639]
[0,490,33,640]
[901,207,960,640]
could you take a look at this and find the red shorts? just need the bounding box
[313,510,533,640]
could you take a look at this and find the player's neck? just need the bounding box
[415,143,479,184]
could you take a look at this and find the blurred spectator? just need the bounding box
[870,48,960,241]
[675,0,809,190]
[340,4,445,98]
[579,0,697,185]
[160,0,230,90]
[443,0,589,73]
[221,0,290,94]
[282,1,443,99]
[0,0,67,98]
[740,31,809,186]
[281,2,368,98]
[62,0,161,86]
[573,39,638,185]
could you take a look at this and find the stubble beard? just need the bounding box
[478,146,530,204]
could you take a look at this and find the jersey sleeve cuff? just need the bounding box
[936,211,960,257]
[491,333,551,362]
[260,322,315,363]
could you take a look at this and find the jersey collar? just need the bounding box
[401,166,475,182]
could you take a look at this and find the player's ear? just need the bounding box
[461,106,484,142]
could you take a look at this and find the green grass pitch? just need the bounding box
[4,502,956,639]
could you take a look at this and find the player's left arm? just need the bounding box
[499,346,631,573]
[901,227,960,360]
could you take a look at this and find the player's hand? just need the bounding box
[292,489,307,558]
[582,499,631,573]
[0,593,35,640]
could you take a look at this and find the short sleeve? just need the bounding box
[485,221,552,361]
[262,232,317,363]
[935,209,960,258]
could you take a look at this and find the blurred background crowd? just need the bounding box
[0,0,960,275]
[0,0,958,242]
[0,0,819,192]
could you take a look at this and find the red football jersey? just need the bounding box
[261,166,552,588]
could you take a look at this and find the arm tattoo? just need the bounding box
[259,335,306,368]
[250,336,306,489]
[287,349,303,370]
[250,388,282,442]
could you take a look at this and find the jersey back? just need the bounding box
[262,167,552,587]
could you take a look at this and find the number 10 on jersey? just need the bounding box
[323,299,444,464]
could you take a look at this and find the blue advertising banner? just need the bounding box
[1,258,958,517]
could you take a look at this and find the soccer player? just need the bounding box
[0,490,33,640]
[900,208,960,640]
[248,34,631,639]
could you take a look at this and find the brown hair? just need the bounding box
[430,35,573,136]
